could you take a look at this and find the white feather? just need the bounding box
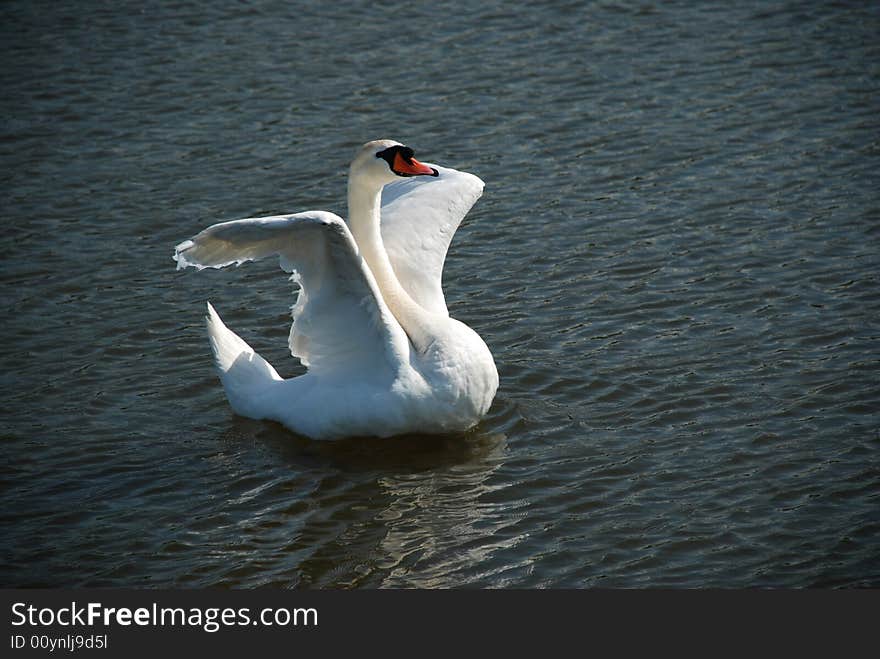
[380,164,484,316]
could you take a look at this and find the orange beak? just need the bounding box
[393,151,438,177]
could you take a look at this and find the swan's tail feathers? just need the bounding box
[206,302,282,418]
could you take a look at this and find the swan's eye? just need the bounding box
[376,145,409,162]
[375,144,436,178]
[376,145,405,168]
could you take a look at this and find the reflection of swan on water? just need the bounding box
[174,140,498,440]
[370,433,528,587]
[274,430,520,588]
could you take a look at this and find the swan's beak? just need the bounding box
[393,152,439,177]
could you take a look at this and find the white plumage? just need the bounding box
[174,140,497,440]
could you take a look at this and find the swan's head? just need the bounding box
[350,139,439,186]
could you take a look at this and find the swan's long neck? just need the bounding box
[348,175,436,353]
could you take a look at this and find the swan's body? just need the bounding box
[174,140,498,440]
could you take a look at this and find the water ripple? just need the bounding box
[2,0,878,588]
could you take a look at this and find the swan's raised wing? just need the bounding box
[380,164,484,316]
[174,211,409,379]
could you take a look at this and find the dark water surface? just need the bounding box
[2,1,878,587]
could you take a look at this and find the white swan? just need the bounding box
[174,139,498,440]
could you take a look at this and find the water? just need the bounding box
[1,0,878,588]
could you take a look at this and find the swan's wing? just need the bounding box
[380,164,484,316]
[174,211,409,379]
